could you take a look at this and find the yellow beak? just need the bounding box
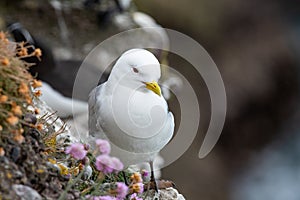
[145,81,161,96]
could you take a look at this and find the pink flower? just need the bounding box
[129,193,143,200]
[95,155,114,174]
[65,143,87,160]
[116,182,128,199]
[99,196,116,200]
[95,139,111,154]
[136,183,144,194]
[111,157,124,172]
[95,155,124,174]
[141,170,149,178]
[87,195,116,200]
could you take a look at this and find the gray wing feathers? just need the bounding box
[88,86,101,136]
[166,111,175,144]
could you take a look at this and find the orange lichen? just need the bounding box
[129,183,143,194]
[34,108,40,114]
[34,90,42,97]
[36,123,43,131]
[78,163,84,171]
[36,169,45,174]
[0,32,9,44]
[6,172,12,179]
[48,158,56,164]
[0,31,6,40]
[11,102,22,116]
[0,147,5,156]
[18,82,29,95]
[14,134,25,144]
[58,164,69,175]
[19,128,24,134]
[32,79,42,88]
[6,115,19,126]
[34,48,42,60]
[0,95,8,103]
[1,58,10,66]
[70,167,79,176]
[17,48,28,57]
[130,172,143,183]
[25,95,32,104]
[44,136,56,149]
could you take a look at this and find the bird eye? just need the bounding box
[132,67,139,73]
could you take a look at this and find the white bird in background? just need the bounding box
[88,49,175,191]
[40,82,88,118]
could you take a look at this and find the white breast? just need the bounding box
[97,84,174,154]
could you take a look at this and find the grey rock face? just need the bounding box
[13,184,42,200]
[145,187,186,200]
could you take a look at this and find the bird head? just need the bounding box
[109,49,162,96]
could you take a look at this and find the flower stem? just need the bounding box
[58,166,85,200]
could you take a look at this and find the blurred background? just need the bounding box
[1,0,300,199]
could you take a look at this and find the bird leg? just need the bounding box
[122,171,129,186]
[149,161,158,192]
[145,161,176,192]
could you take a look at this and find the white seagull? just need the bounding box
[88,49,174,190]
